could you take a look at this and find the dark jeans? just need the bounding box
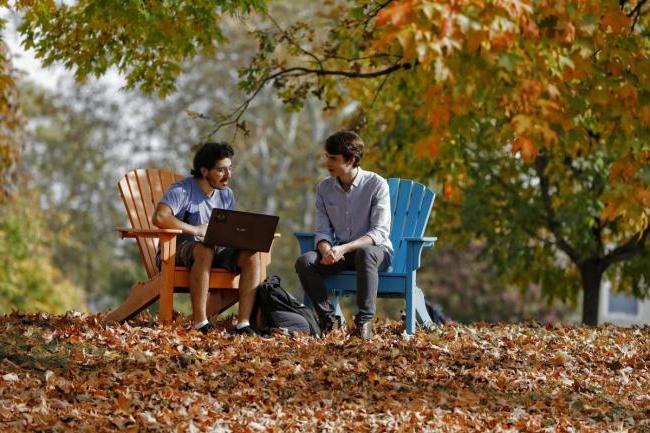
[294,245,390,325]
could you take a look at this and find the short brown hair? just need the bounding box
[324,131,364,167]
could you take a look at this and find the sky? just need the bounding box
[2,10,124,91]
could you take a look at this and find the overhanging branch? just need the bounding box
[626,0,649,31]
[206,61,411,137]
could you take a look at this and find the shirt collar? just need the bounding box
[335,167,363,192]
[351,167,363,188]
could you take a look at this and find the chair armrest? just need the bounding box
[294,232,316,255]
[403,236,437,248]
[403,236,438,271]
[116,227,183,239]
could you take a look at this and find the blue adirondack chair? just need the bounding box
[294,178,437,335]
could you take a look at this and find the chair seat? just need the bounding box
[323,271,409,295]
[172,267,239,290]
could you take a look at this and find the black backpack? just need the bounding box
[253,275,321,337]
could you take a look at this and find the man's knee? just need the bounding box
[355,245,379,267]
[192,244,214,267]
[238,250,260,269]
[295,251,317,273]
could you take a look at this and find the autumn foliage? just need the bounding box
[373,0,649,225]
[0,312,648,432]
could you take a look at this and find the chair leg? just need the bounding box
[405,273,416,335]
[413,286,433,329]
[104,274,163,323]
[405,294,415,335]
[159,275,175,325]
[333,292,346,326]
[158,234,176,325]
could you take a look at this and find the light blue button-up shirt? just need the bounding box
[314,167,393,257]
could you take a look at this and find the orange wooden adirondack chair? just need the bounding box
[105,168,274,324]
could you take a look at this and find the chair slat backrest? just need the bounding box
[387,178,436,273]
[118,169,183,278]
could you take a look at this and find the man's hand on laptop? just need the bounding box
[193,224,208,239]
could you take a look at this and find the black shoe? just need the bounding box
[233,325,259,336]
[197,322,216,334]
[321,316,341,335]
[354,321,374,341]
[255,327,273,337]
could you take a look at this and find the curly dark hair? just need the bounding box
[324,131,364,167]
[191,142,234,178]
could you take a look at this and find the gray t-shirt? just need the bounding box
[159,176,235,244]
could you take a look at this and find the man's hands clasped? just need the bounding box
[319,243,346,265]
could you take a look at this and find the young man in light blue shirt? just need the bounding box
[295,131,393,340]
[152,142,262,335]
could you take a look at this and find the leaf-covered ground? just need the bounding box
[0,312,648,432]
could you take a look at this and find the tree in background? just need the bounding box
[0,194,85,313]
[0,40,21,197]
[19,80,147,310]
[0,39,85,313]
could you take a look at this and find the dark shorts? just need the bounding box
[157,240,241,273]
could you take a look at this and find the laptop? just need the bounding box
[202,209,279,252]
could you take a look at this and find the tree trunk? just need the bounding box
[580,260,605,326]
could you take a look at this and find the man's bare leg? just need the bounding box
[236,250,261,324]
[189,244,214,325]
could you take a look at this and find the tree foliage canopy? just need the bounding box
[12,0,267,95]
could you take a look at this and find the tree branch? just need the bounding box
[534,153,581,264]
[263,12,324,70]
[602,223,650,266]
[593,217,604,257]
[626,0,648,31]
[205,62,412,137]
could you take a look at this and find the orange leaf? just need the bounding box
[636,187,650,207]
[375,9,391,27]
[610,159,636,181]
[512,136,537,161]
[428,106,450,128]
[116,390,131,411]
[601,200,622,221]
[600,9,630,34]
[443,181,462,203]
[466,30,487,52]
[563,55,591,81]
[375,1,414,28]
[522,17,540,40]
[414,135,440,159]
[491,32,514,50]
